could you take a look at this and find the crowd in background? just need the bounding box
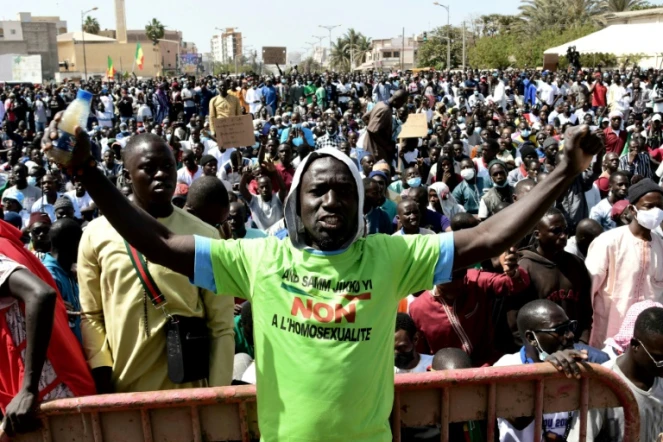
[1,64,663,441]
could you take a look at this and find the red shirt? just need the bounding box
[592,82,607,107]
[603,127,627,154]
[408,268,530,367]
[275,163,295,193]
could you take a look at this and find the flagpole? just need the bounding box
[131,34,136,73]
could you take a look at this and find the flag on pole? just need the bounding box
[107,56,116,79]
[135,42,144,70]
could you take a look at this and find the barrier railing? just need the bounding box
[13,363,639,442]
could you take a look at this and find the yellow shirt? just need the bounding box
[209,94,242,133]
[78,207,235,393]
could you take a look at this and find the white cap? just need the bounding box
[653,114,662,122]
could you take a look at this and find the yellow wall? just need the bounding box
[58,40,168,77]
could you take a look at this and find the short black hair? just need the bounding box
[634,307,663,337]
[450,212,478,231]
[124,133,169,164]
[395,312,417,340]
[186,176,229,211]
[484,138,500,152]
[432,348,472,370]
[609,170,630,184]
[49,218,82,252]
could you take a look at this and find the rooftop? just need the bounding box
[57,32,117,43]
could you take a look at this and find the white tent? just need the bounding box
[544,23,663,68]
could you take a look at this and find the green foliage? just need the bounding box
[300,57,322,74]
[417,26,464,69]
[602,0,650,11]
[145,18,165,46]
[82,16,100,35]
[467,23,599,68]
[558,52,646,68]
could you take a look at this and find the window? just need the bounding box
[10,29,16,35]
[383,51,392,58]
[0,28,4,38]
[392,51,400,58]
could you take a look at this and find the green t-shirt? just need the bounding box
[304,84,316,104]
[197,233,452,441]
[234,315,254,358]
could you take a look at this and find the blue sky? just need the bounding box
[6,0,522,55]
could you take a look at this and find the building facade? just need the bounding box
[604,7,663,25]
[360,36,419,71]
[210,29,241,63]
[0,14,59,80]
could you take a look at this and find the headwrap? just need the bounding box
[519,143,538,160]
[604,300,663,354]
[368,171,388,182]
[284,147,365,250]
[487,159,507,172]
[28,212,51,228]
[2,212,22,229]
[428,182,465,220]
[610,199,630,219]
[372,160,391,174]
[542,137,559,149]
[2,188,24,208]
[628,178,663,205]
[608,110,623,120]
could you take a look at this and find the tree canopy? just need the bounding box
[82,16,100,35]
[145,18,165,46]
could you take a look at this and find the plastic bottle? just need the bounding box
[50,89,93,165]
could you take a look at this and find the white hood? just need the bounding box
[284,147,365,250]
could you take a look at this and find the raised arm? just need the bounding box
[239,167,254,203]
[42,117,195,279]
[453,125,603,270]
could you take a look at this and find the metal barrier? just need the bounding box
[13,363,639,442]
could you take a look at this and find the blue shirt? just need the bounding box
[279,126,315,147]
[41,253,83,345]
[261,86,277,108]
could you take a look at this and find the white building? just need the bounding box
[0,20,23,40]
[210,29,241,63]
[359,35,419,71]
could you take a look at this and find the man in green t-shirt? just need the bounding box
[44,117,603,442]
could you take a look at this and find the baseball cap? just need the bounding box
[3,188,24,208]
[652,114,662,122]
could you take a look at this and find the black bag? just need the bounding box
[166,315,210,384]
[125,241,209,384]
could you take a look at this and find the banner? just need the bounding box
[180,53,202,74]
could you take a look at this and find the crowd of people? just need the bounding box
[0,64,662,442]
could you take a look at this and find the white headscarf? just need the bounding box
[284,147,365,250]
[428,182,465,220]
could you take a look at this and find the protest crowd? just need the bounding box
[1,64,663,442]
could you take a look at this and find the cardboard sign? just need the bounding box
[212,114,256,148]
[398,113,428,139]
[262,47,287,65]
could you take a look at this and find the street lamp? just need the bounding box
[432,2,451,70]
[81,7,98,81]
[318,25,341,54]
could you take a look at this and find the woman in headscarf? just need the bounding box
[153,83,170,124]
[428,182,465,220]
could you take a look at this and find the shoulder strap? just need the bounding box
[124,241,167,308]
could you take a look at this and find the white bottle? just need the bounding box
[51,89,93,166]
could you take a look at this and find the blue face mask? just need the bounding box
[521,130,531,138]
[407,177,422,188]
[533,333,550,361]
[27,176,37,187]
[493,180,508,188]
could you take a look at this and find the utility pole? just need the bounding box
[462,21,466,71]
[319,25,341,56]
[81,7,98,81]
[433,2,451,70]
[401,28,405,71]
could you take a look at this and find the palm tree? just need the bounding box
[600,0,647,11]
[518,0,603,33]
[300,56,322,74]
[329,37,351,71]
[82,16,100,35]
[145,18,165,45]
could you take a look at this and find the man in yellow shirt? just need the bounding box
[78,133,234,393]
[209,80,242,136]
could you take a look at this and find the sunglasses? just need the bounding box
[636,339,663,368]
[534,320,578,337]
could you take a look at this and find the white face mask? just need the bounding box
[460,168,475,181]
[635,207,663,231]
[533,333,550,361]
